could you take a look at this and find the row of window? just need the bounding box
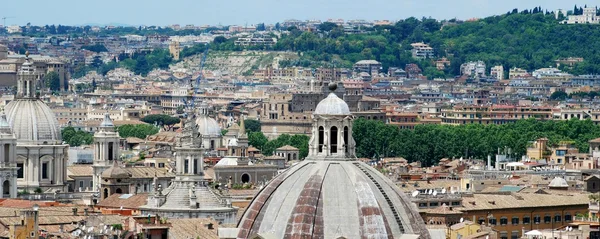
[478,214,573,226]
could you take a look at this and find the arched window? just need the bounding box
[478,217,485,225]
[103,188,109,199]
[488,217,497,225]
[115,188,122,194]
[330,126,338,154]
[534,215,541,224]
[343,126,349,153]
[318,126,324,153]
[108,142,114,161]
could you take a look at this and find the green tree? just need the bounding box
[117,124,159,139]
[176,105,185,114]
[318,22,339,32]
[249,132,268,151]
[550,91,568,100]
[44,71,61,91]
[141,114,180,127]
[244,119,261,132]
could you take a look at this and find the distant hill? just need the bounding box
[273,10,600,77]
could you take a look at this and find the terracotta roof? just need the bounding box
[67,165,93,178]
[96,193,149,209]
[276,145,298,151]
[168,218,219,239]
[589,138,600,143]
[125,167,175,179]
[460,193,589,211]
[427,204,462,215]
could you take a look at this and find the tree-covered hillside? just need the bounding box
[273,9,600,77]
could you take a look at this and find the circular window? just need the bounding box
[117,179,122,183]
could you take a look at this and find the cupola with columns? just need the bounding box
[307,82,357,160]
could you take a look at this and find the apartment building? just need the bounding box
[441,105,554,125]
[460,61,486,77]
[353,60,382,76]
[490,65,504,80]
[411,42,435,59]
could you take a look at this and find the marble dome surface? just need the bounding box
[5,99,61,143]
[237,160,430,238]
[314,93,351,115]
[196,115,221,136]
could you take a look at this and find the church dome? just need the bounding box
[102,163,130,179]
[237,160,430,238]
[196,115,221,137]
[314,83,350,115]
[5,99,61,143]
[549,177,568,188]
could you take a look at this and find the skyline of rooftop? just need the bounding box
[0,0,593,26]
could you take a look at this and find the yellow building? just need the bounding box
[169,41,181,61]
[9,209,39,239]
[449,220,487,239]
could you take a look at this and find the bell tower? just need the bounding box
[175,108,204,181]
[0,111,17,198]
[92,113,120,192]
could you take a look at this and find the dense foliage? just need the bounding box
[117,124,159,139]
[44,71,61,91]
[81,44,108,53]
[273,9,600,77]
[141,114,180,126]
[249,132,309,159]
[244,119,261,133]
[73,48,173,78]
[353,118,600,166]
[61,127,93,147]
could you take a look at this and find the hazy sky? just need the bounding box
[0,0,589,26]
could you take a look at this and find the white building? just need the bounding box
[92,113,120,193]
[460,61,486,77]
[5,54,68,193]
[564,7,599,24]
[411,42,435,59]
[490,65,504,80]
[0,112,18,198]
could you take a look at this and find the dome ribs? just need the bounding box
[237,163,312,238]
[354,162,405,234]
[284,165,329,239]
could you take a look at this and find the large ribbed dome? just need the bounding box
[196,115,221,136]
[5,99,61,143]
[237,160,430,239]
[314,93,350,115]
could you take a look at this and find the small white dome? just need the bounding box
[314,93,350,115]
[196,115,221,136]
[5,99,61,143]
[549,177,568,188]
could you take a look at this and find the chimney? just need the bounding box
[83,208,88,216]
[207,223,214,230]
[72,208,78,216]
